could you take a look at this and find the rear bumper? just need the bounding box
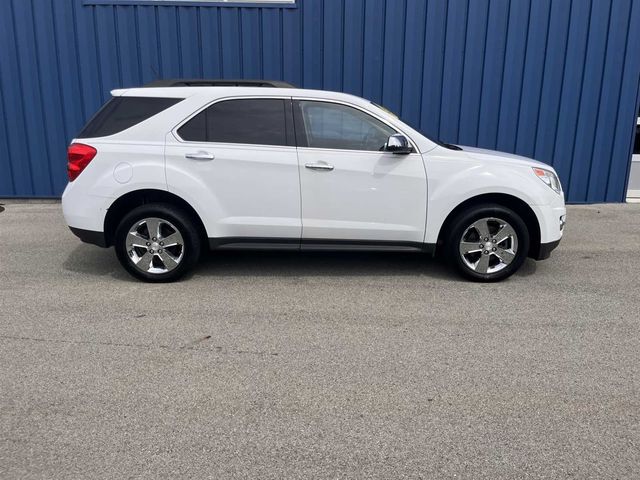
[69,227,108,248]
[62,181,111,232]
[533,239,561,261]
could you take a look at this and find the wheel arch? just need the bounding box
[435,193,541,258]
[103,189,207,247]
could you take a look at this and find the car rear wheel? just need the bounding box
[446,204,529,282]
[114,203,201,282]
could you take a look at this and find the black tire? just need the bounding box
[445,203,529,282]
[114,203,201,282]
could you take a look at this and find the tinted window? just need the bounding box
[78,97,182,138]
[178,110,207,142]
[295,101,396,151]
[178,99,288,146]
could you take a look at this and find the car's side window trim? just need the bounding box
[291,97,418,153]
[172,96,296,148]
[284,98,296,147]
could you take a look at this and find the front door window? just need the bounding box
[294,100,396,152]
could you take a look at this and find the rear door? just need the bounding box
[165,97,301,242]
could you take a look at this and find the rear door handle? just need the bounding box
[305,163,334,171]
[185,151,214,161]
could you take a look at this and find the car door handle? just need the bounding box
[185,151,215,161]
[305,163,334,171]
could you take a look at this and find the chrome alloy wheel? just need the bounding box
[458,217,518,274]
[126,217,184,274]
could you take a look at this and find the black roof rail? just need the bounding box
[143,79,297,88]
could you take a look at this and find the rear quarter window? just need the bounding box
[77,97,183,138]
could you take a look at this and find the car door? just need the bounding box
[165,97,301,242]
[294,99,427,244]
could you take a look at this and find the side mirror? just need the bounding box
[384,134,412,154]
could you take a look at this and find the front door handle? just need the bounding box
[185,151,215,161]
[305,163,334,171]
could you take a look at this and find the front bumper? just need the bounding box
[530,195,565,260]
[533,239,561,260]
[532,192,565,235]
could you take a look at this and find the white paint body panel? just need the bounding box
[62,86,565,252]
[165,135,301,239]
[298,148,426,242]
[62,141,167,232]
[423,145,565,244]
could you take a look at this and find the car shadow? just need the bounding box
[197,250,538,279]
[62,245,131,280]
[197,250,457,279]
[63,244,470,282]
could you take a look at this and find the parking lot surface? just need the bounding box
[0,202,639,479]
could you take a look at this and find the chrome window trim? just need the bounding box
[293,146,421,156]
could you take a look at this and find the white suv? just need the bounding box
[62,79,566,282]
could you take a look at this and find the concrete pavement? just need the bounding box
[0,202,639,479]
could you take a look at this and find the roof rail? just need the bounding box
[143,79,297,88]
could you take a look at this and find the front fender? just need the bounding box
[424,157,545,244]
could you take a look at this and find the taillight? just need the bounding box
[67,143,97,181]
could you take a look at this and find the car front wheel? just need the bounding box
[446,204,530,282]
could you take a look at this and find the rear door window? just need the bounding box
[178,98,291,147]
[77,97,183,138]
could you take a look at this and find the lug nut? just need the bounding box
[149,249,154,254]
[492,247,497,251]
[479,244,484,248]
[484,237,489,242]
[483,250,489,255]
[158,249,163,253]
[160,242,164,246]
[146,242,151,246]
[152,237,157,241]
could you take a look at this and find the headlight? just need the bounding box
[532,167,562,194]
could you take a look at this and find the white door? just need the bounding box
[294,100,427,244]
[165,97,301,240]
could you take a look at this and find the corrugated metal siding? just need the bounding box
[0,0,639,202]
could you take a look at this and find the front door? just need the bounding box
[293,100,427,244]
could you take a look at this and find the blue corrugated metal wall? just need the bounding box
[0,0,639,202]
